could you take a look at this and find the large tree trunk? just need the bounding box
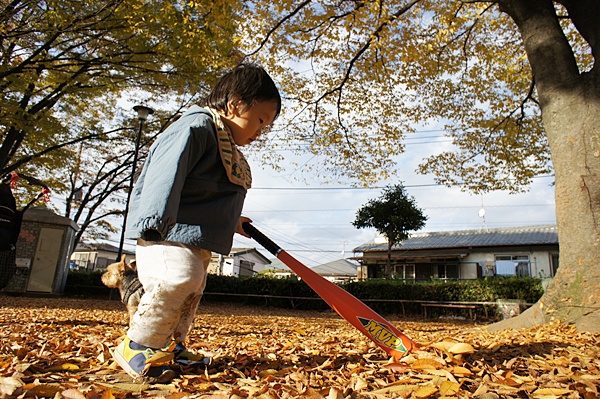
[490,0,600,332]
[491,81,600,332]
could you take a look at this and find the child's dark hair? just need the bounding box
[202,63,281,119]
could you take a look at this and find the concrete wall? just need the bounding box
[463,246,557,278]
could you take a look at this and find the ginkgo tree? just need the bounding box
[240,1,600,331]
[1,0,238,173]
[1,0,240,240]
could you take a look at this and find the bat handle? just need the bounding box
[242,222,282,256]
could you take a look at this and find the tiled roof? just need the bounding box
[311,259,358,276]
[265,258,358,276]
[354,225,558,252]
[231,247,271,264]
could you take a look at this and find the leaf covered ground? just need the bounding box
[1,295,599,399]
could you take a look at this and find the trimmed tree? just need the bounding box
[353,184,427,278]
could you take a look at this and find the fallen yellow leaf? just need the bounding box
[414,385,438,398]
[533,388,572,396]
[23,383,62,397]
[61,388,86,399]
[145,351,174,366]
[451,366,471,376]
[383,362,410,372]
[371,384,419,395]
[194,382,217,391]
[429,341,456,352]
[258,369,279,377]
[0,377,24,396]
[448,342,475,354]
[328,387,343,399]
[165,393,192,399]
[48,363,80,371]
[439,380,460,396]
[412,358,444,370]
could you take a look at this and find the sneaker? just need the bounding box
[172,342,212,366]
[112,336,177,383]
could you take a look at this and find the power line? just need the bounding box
[250,184,434,190]
[248,175,554,191]
[244,204,555,213]
[266,139,454,151]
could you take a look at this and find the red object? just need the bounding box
[277,250,416,359]
[41,187,51,202]
[9,172,19,189]
[243,223,417,359]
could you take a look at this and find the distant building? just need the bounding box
[261,258,358,283]
[353,225,559,280]
[207,248,271,277]
[71,245,271,277]
[261,258,293,278]
[71,243,134,271]
[310,259,358,283]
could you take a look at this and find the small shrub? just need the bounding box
[64,269,110,297]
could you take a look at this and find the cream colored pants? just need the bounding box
[127,239,211,349]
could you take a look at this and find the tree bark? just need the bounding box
[386,240,392,278]
[490,0,600,332]
[490,81,600,332]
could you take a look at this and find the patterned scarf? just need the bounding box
[207,108,252,190]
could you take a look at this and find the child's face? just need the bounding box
[221,100,279,146]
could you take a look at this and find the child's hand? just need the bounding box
[236,216,253,238]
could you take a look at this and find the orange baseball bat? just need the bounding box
[242,222,416,359]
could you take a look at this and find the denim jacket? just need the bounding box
[125,106,247,254]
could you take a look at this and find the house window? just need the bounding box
[393,264,415,280]
[239,260,254,276]
[437,263,459,280]
[550,254,559,276]
[495,255,530,277]
[416,264,434,281]
[71,252,91,270]
[405,264,415,279]
[368,263,389,279]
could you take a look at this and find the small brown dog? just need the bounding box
[101,255,144,322]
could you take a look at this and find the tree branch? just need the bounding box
[497,0,580,101]
[3,127,130,175]
[245,0,313,57]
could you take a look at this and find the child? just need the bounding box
[113,63,281,383]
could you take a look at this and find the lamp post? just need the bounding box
[116,105,154,261]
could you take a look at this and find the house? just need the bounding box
[353,225,559,281]
[70,243,135,271]
[311,259,358,283]
[71,245,271,277]
[261,257,293,278]
[206,248,271,277]
[260,258,358,283]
